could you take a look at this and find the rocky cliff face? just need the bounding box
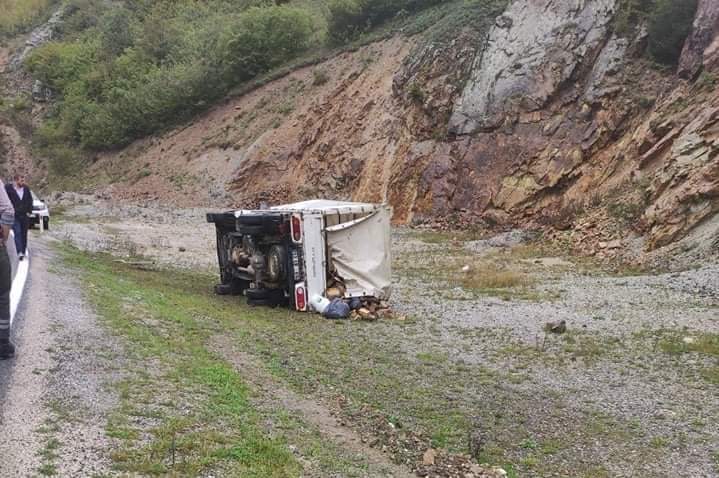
[679,0,719,78]
[84,0,718,257]
[449,0,616,133]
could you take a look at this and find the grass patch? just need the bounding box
[60,245,391,477]
[62,247,301,476]
[701,366,719,385]
[460,266,532,291]
[657,333,719,357]
[649,436,670,449]
[59,244,662,477]
[0,0,54,36]
[410,229,483,244]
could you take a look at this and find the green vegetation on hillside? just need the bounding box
[615,0,698,65]
[27,0,318,151]
[0,0,55,36]
[25,0,471,155]
[326,0,444,43]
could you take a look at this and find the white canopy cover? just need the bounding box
[326,206,392,300]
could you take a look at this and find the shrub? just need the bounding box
[327,0,366,44]
[312,68,330,86]
[25,40,99,90]
[98,7,133,58]
[615,0,698,66]
[407,82,424,103]
[327,0,444,44]
[224,5,315,82]
[614,0,654,36]
[0,0,53,36]
[57,0,106,38]
[647,0,698,65]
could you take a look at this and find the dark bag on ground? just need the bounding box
[324,298,350,319]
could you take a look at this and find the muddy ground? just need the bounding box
[34,197,719,477]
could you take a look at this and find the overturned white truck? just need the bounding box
[207,200,392,312]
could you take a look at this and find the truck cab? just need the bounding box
[207,200,392,311]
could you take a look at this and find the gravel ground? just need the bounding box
[0,237,124,477]
[53,196,218,273]
[390,230,719,477]
[46,199,719,477]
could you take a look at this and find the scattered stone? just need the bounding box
[544,319,567,334]
[357,308,376,321]
[178,246,186,252]
[605,239,622,249]
[376,308,393,319]
[422,448,437,466]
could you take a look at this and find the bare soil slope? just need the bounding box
[3,0,718,260]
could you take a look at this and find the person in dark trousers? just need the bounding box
[5,174,33,260]
[0,179,15,359]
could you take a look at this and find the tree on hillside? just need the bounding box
[647,0,698,65]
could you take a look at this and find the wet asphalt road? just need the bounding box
[0,236,53,474]
[0,234,120,477]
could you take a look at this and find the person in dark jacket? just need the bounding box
[5,174,33,260]
[0,179,15,359]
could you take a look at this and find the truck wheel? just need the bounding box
[214,280,248,296]
[247,298,278,307]
[246,288,274,300]
[216,227,234,284]
[43,217,49,231]
[246,288,286,305]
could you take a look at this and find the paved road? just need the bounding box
[0,237,54,474]
[0,235,117,476]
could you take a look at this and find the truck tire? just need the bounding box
[245,288,273,300]
[246,288,286,305]
[215,227,235,284]
[247,298,279,307]
[214,280,248,296]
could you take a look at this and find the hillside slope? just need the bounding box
[4,0,719,259]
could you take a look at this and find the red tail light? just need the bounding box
[291,215,302,243]
[294,284,306,311]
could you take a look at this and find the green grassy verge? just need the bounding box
[59,243,673,477]
[62,245,385,476]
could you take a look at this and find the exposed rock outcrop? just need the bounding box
[679,0,719,79]
[7,7,64,72]
[81,0,719,258]
[644,102,719,249]
[449,0,616,134]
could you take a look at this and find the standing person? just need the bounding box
[5,174,33,260]
[0,179,15,359]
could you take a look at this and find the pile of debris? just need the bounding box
[315,276,397,321]
[417,448,508,478]
[333,395,507,478]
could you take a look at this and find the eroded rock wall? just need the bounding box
[93,0,719,253]
[679,0,719,78]
[449,0,617,133]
